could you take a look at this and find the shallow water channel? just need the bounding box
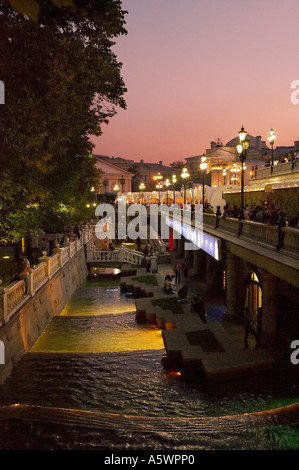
[0,276,298,450]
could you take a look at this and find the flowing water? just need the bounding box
[0,275,298,450]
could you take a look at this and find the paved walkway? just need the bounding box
[120,251,276,384]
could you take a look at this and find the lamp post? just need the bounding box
[90,185,97,205]
[156,182,162,205]
[165,179,170,205]
[172,174,177,204]
[154,172,163,183]
[139,182,145,204]
[200,157,207,212]
[181,167,190,205]
[236,126,249,221]
[268,128,276,173]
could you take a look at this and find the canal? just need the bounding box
[0,273,298,450]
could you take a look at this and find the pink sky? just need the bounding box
[93,0,299,166]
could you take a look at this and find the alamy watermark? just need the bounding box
[290,80,299,104]
[0,80,4,104]
[0,341,4,365]
[290,340,299,365]
[94,201,203,251]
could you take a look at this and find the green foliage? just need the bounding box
[223,188,299,220]
[132,275,158,286]
[152,298,184,314]
[0,0,127,243]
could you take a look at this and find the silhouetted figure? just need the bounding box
[191,295,207,323]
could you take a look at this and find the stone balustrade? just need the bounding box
[254,158,299,180]
[0,232,92,326]
[203,213,299,253]
[281,226,299,255]
[240,220,279,246]
[86,245,145,266]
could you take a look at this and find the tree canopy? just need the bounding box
[0,0,127,243]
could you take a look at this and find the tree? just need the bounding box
[0,0,127,243]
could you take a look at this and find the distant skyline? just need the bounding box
[92,0,299,165]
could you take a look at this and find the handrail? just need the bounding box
[0,229,92,326]
[169,211,299,255]
[203,213,299,254]
[86,246,145,265]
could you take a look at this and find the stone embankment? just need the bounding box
[120,266,275,384]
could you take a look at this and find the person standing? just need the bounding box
[16,257,31,295]
[102,239,108,251]
[174,260,181,285]
[182,258,189,279]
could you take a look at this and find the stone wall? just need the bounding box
[0,248,88,384]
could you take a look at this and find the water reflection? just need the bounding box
[0,279,298,450]
[31,315,164,353]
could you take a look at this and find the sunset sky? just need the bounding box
[93,0,299,165]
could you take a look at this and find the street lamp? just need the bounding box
[165,179,170,205]
[156,182,162,205]
[139,182,145,204]
[172,174,177,204]
[200,157,207,211]
[237,126,249,221]
[90,185,97,205]
[153,172,163,182]
[268,128,276,173]
[113,184,119,193]
[181,167,190,205]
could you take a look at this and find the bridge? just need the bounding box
[0,210,298,384]
[165,211,299,350]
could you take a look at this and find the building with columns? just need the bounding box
[93,155,133,195]
[185,134,298,188]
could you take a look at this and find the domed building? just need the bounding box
[186,133,295,188]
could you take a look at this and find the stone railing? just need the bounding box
[173,211,298,255]
[0,230,93,327]
[86,245,145,266]
[86,248,121,263]
[254,158,299,180]
[202,213,299,254]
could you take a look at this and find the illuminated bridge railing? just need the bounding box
[202,213,299,255]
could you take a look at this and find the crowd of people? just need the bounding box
[8,223,91,293]
[222,202,289,226]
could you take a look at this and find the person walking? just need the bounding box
[243,307,256,349]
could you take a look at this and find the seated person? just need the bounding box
[169,275,176,291]
[164,278,173,294]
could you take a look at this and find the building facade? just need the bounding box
[93,155,133,195]
[186,135,298,188]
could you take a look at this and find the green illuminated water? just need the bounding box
[0,277,298,450]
